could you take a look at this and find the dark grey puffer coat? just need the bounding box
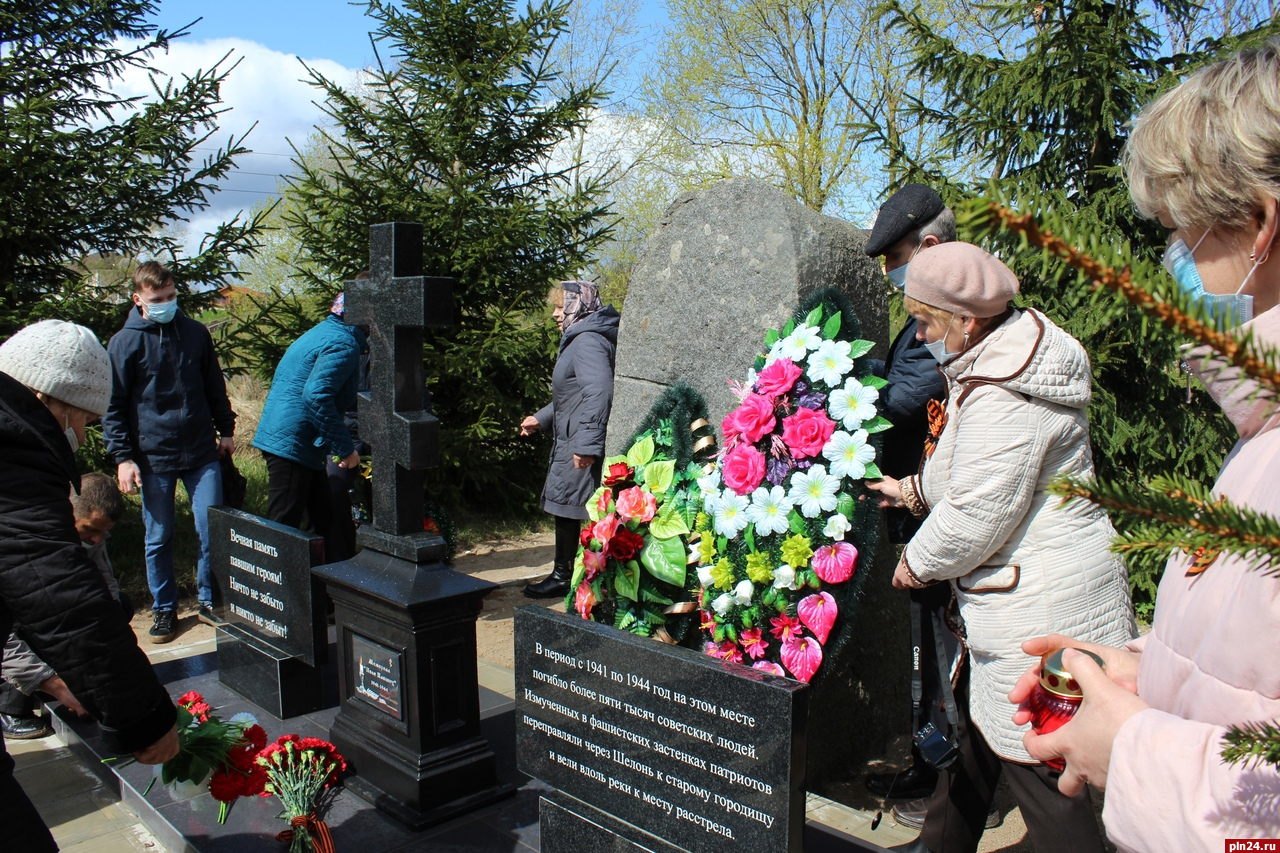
[535,307,620,518]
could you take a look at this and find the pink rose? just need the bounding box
[583,548,608,580]
[574,581,597,619]
[614,486,657,523]
[782,407,835,459]
[726,394,777,445]
[721,444,766,495]
[755,358,802,397]
[593,514,619,545]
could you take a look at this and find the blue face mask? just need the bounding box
[923,313,962,363]
[144,299,178,324]
[1162,231,1255,328]
[887,264,908,290]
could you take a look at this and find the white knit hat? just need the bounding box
[0,320,112,416]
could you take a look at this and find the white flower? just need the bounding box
[828,379,880,430]
[808,339,854,387]
[712,592,736,615]
[733,579,754,605]
[823,513,852,540]
[788,464,840,518]
[697,563,716,587]
[823,429,877,480]
[772,564,799,590]
[745,367,758,387]
[697,468,722,512]
[745,485,793,537]
[776,324,822,361]
[713,491,751,537]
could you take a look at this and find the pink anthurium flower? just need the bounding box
[811,541,857,584]
[753,661,786,677]
[797,591,837,645]
[780,634,823,683]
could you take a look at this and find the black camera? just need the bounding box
[913,722,961,771]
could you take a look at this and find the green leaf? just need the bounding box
[788,510,807,535]
[641,586,674,605]
[615,609,636,631]
[863,462,883,479]
[862,375,888,390]
[650,501,690,539]
[804,305,823,327]
[744,524,756,553]
[765,328,780,347]
[836,493,856,519]
[644,459,676,495]
[641,534,688,586]
[615,559,639,600]
[822,312,842,340]
[862,415,893,434]
[627,436,656,468]
[586,486,609,522]
[782,319,795,338]
[569,552,586,590]
[848,339,875,359]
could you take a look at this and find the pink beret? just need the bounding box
[904,242,1020,318]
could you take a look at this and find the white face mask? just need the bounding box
[922,313,963,363]
[64,415,79,453]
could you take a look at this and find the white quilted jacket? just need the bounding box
[903,308,1136,761]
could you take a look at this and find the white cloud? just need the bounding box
[111,38,360,251]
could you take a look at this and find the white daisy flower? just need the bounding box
[808,339,854,387]
[823,429,876,480]
[828,379,880,430]
[776,324,822,361]
[772,564,799,590]
[732,579,754,606]
[697,468,722,512]
[823,513,852,540]
[712,592,736,615]
[788,464,840,518]
[713,491,751,537]
[745,485,793,537]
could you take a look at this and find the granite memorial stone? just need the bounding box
[313,221,514,829]
[516,607,808,852]
[600,178,907,788]
[209,507,329,718]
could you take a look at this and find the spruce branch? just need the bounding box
[972,200,1280,400]
[1221,721,1280,769]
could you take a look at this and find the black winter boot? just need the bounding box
[524,562,572,598]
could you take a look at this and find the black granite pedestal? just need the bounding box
[216,625,327,719]
[314,547,516,829]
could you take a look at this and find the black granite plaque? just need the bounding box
[209,508,326,667]
[515,607,808,852]
[351,632,404,721]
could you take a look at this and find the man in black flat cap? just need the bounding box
[862,184,962,809]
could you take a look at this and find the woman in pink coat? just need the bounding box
[1010,38,1280,849]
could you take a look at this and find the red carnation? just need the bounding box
[609,528,645,562]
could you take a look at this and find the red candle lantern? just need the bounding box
[1023,647,1105,771]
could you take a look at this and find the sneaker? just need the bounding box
[149,609,176,643]
[0,712,51,740]
[197,605,224,627]
[892,797,1001,830]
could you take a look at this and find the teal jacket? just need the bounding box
[252,315,368,470]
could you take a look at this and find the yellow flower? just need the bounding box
[780,534,813,569]
[698,535,717,565]
[745,551,774,585]
[711,558,736,590]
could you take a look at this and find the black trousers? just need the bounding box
[264,453,334,560]
[920,660,1106,853]
[323,456,359,563]
[0,749,57,852]
[0,679,33,716]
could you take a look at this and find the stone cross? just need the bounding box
[344,222,453,554]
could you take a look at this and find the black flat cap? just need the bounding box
[864,184,946,256]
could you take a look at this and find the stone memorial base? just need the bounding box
[215,624,330,718]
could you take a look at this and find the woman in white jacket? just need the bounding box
[869,241,1136,853]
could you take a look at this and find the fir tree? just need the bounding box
[870,0,1280,611]
[266,0,614,511]
[0,0,268,342]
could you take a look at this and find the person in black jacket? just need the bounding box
[0,320,178,852]
[862,185,958,808]
[102,261,237,643]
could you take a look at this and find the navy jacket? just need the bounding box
[0,371,176,755]
[535,307,620,519]
[872,316,946,542]
[103,307,236,475]
[252,315,368,471]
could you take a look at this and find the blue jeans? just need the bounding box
[140,460,222,612]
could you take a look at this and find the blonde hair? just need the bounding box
[1124,38,1280,231]
[904,296,1005,337]
[547,282,564,307]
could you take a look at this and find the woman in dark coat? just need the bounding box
[521,281,620,598]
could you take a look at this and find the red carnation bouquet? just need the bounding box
[207,718,269,822]
[257,734,347,853]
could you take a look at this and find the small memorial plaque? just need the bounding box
[210,507,326,666]
[351,633,405,721]
[515,607,808,852]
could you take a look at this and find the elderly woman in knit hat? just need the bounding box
[867,243,1135,853]
[0,320,178,852]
